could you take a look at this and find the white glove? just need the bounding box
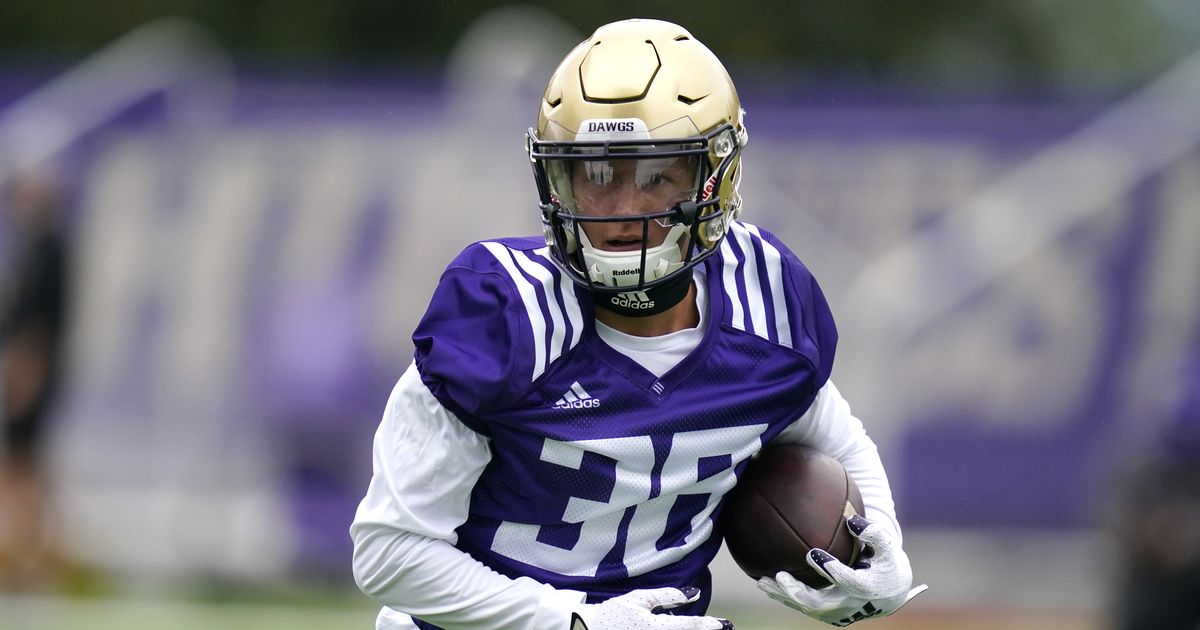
[570,587,734,629]
[757,515,928,626]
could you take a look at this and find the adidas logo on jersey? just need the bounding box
[611,291,654,310]
[553,382,600,409]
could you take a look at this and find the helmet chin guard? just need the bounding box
[578,224,688,288]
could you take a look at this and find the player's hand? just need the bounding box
[570,587,734,629]
[756,515,928,626]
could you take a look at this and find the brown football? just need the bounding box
[720,444,864,588]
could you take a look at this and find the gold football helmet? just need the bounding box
[527,18,748,311]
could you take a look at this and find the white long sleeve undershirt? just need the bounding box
[350,364,586,630]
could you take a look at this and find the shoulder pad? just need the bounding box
[715,222,838,383]
[413,238,587,417]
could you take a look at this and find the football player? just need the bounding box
[351,18,926,629]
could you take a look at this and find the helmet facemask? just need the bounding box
[531,124,743,299]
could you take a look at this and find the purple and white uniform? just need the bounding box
[351,222,900,630]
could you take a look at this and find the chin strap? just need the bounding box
[592,271,693,318]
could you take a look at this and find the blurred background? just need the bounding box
[1,1,1199,628]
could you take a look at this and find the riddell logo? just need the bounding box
[612,291,655,309]
[586,121,636,133]
[553,382,600,409]
[700,173,718,201]
[613,269,640,277]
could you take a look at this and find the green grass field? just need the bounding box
[0,593,1099,630]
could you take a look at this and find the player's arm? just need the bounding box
[772,381,899,540]
[350,362,573,628]
[764,381,926,626]
[350,362,731,630]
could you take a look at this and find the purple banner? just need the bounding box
[4,60,1198,579]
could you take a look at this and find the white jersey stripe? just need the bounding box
[511,249,568,367]
[731,223,769,339]
[745,224,793,348]
[482,242,547,381]
[719,238,745,330]
[534,247,585,352]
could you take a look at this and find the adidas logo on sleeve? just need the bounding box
[553,382,601,409]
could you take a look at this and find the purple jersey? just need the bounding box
[411,222,836,625]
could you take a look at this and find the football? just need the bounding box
[720,444,864,588]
